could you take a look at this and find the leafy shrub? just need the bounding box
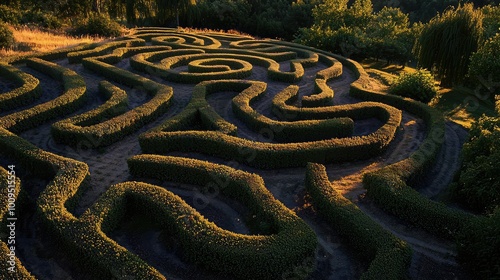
[21,10,62,29]
[388,69,438,103]
[468,32,500,92]
[0,5,21,25]
[452,115,500,214]
[0,21,14,49]
[0,63,41,110]
[70,13,123,38]
[457,210,500,280]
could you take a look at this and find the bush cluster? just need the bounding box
[452,116,500,214]
[388,69,438,103]
[229,80,354,142]
[0,21,14,49]
[70,13,123,38]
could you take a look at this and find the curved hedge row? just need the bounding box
[1,41,101,64]
[67,38,146,64]
[0,127,166,279]
[151,34,222,49]
[0,63,41,111]
[305,163,412,280]
[130,49,305,83]
[228,79,354,142]
[0,166,35,280]
[301,79,335,107]
[51,68,173,148]
[88,45,172,65]
[139,115,400,169]
[0,58,87,133]
[258,39,481,240]
[126,154,317,279]
[342,54,476,239]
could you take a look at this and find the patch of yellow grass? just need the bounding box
[0,26,103,58]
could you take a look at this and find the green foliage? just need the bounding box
[457,211,500,280]
[21,10,62,29]
[366,7,417,64]
[0,166,35,280]
[414,4,483,86]
[482,4,500,40]
[305,163,412,280]
[0,63,41,111]
[70,13,123,38]
[0,21,14,49]
[453,116,500,213]
[295,0,416,64]
[388,69,438,103]
[0,5,22,25]
[191,0,251,31]
[468,32,500,89]
[126,155,317,279]
[0,58,87,133]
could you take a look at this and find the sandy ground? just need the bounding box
[1,35,470,280]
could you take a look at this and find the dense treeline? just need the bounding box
[2,0,499,38]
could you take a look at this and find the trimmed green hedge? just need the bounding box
[0,127,165,279]
[51,73,173,148]
[126,154,317,279]
[1,41,101,64]
[316,54,343,81]
[0,62,41,111]
[67,38,146,64]
[151,34,222,49]
[0,166,35,280]
[0,58,87,133]
[301,79,334,107]
[131,49,304,83]
[139,122,399,169]
[229,79,354,142]
[305,163,412,280]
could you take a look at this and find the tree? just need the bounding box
[414,4,483,86]
[367,7,415,65]
[482,4,500,40]
[468,32,500,97]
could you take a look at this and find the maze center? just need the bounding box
[0,28,470,280]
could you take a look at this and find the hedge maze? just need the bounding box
[0,28,487,279]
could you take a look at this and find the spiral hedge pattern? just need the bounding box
[0,28,484,280]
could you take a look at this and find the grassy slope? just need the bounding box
[0,26,102,58]
[362,58,496,129]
